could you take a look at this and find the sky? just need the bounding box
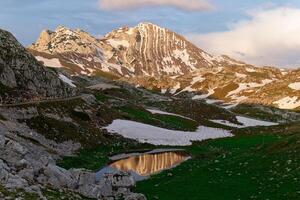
[1,0,300,68]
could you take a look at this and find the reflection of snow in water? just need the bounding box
[97,150,190,181]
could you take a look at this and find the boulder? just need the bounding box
[5,175,28,189]
[42,164,76,189]
[109,172,135,188]
[124,193,147,200]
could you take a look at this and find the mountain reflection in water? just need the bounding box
[109,151,189,176]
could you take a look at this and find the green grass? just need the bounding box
[0,185,39,200]
[94,93,109,102]
[0,114,6,121]
[58,143,153,171]
[0,82,12,95]
[42,188,95,200]
[71,110,91,121]
[232,104,299,123]
[0,185,96,200]
[25,116,109,147]
[118,105,199,131]
[146,99,238,124]
[135,132,300,200]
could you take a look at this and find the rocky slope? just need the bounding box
[125,65,300,109]
[28,24,300,110]
[0,29,75,104]
[0,98,146,200]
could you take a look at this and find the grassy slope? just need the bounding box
[57,104,199,170]
[58,143,154,171]
[232,104,300,123]
[0,186,94,200]
[135,125,300,200]
[118,105,199,131]
[9,83,300,200]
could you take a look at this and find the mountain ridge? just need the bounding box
[28,23,300,110]
[29,23,247,76]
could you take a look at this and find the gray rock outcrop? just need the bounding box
[0,28,75,104]
[0,107,146,199]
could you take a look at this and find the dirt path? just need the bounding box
[0,95,83,107]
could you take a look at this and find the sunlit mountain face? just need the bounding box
[109,151,190,176]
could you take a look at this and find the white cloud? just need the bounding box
[98,0,213,11]
[187,7,300,68]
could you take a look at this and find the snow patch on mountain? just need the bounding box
[192,88,215,100]
[200,52,214,65]
[104,119,232,146]
[274,96,300,109]
[236,116,278,127]
[288,82,300,90]
[107,39,129,48]
[211,116,278,128]
[35,56,64,68]
[170,83,181,94]
[146,109,194,120]
[246,68,256,72]
[235,72,247,78]
[58,74,76,87]
[191,75,205,84]
[173,49,196,69]
[206,99,223,104]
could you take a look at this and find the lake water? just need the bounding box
[96,150,190,181]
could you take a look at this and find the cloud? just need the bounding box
[98,0,213,11]
[187,7,300,68]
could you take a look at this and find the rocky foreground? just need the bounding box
[0,28,75,104]
[0,28,146,200]
[0,106,145,200]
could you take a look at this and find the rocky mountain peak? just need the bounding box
[29,26,102,55]
[0,28,75,103]
[29,23,250,78]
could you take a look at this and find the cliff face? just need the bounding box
[0,29,75,103]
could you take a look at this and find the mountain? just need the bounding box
[1,25,300,200]
[0,29,75,104]
[28,23,244,77]
[28,23,300,110]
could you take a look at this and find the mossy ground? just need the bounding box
[0,185,97,200]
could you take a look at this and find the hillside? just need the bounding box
[0,29,75,104]
[28,23,300,110]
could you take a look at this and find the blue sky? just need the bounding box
[1,0,300,67]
